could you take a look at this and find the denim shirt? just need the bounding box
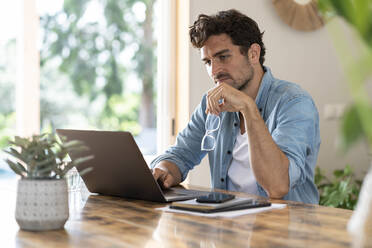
[151,67,320,204]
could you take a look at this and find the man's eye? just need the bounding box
[204,60,211,65]
[220,55,229,61]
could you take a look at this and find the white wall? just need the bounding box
[185,0,371,188]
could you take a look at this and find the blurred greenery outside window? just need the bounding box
[0,2,17,174]
[0,40,16,150]
[39,0,158,155]
[0,0,158,174]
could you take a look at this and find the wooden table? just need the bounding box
[0,178,370,248]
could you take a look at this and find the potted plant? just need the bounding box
[3,133,93,231]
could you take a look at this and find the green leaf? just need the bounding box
[314,167,324,185]
[3,148,27,164]
[343,164,352,176]
[60,155,94,177]
[73,155,94,165]
[34,165,53,177]
[318,0,333,15]
[328,0,354,23]
[5,159,27,177]
[13,136,29,148]
[63,140,84,148]
[339,180,349,193]
[341,104,364,151]
[333,169,344,178]
[77,167,93,177]
[34,155,56,168]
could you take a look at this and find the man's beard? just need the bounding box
[237,65,254,91]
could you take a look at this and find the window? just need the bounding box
[0,1,17,176]
[38,0,159,155]
[0,0,179,178]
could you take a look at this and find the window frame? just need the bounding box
[16,0,40,137]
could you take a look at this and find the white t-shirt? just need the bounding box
[227,130,259,195]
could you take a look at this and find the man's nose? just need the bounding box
[211,61,222,79]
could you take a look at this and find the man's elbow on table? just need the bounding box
[265,181,289,199]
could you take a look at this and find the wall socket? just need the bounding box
[324,104,347,120]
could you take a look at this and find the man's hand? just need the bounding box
[152,161,182,189]
[152,167,176,189]
[205,83,253,115]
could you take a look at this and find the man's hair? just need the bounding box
[189,9,266,66]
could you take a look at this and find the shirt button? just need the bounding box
[259,108,263,112]
[234,123,238,127]
[227,150,231,155]
[221,178,225,182]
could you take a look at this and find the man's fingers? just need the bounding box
[152,167,172,188]
[152,167,164,181]
[212,88,223,114]
[208,90,218,115]
[206,86,218,115]
[163,174,174,188]
[207,85,224,115]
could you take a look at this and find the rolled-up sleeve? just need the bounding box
[150,96,208,181]
[271,95,319,189]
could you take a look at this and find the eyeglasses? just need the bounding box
[201,114,221,151]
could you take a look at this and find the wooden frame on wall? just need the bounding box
[272,0,324,31]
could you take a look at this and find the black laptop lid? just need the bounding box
[56,129,167,202]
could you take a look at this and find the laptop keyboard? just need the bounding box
[163,188,210,197]
[163,191,188,197]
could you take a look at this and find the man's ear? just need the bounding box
[248,43,261,64]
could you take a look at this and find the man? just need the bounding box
[151,9,320,204]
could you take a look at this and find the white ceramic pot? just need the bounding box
[15,179,69,231]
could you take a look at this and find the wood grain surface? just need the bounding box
[1,180,371,248]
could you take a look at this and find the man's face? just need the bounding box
[200,34,254,91]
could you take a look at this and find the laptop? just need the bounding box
[56,129,209,202]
